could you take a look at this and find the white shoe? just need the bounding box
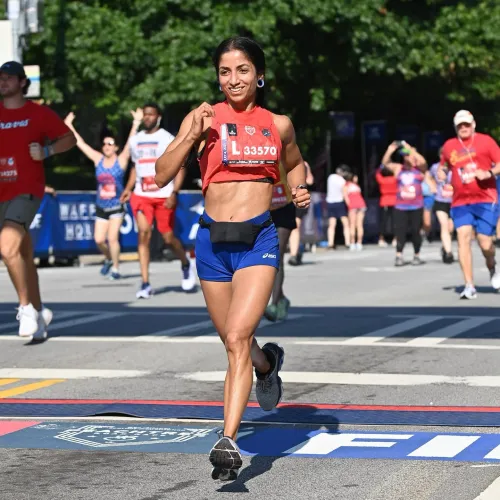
[32,316,48,341]
[490,269,500,290]
[356,243,363,251]
[17,304,39,337]
[136,284,153,299]
[181,260,196,291]
[460,284,477,300]
[41,307,53,327]
[349,244,356,251]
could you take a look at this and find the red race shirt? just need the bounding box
[0,101,70,202]
[441,133,500,207]
[375,169,397,207]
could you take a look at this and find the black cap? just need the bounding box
[0,61,26,78]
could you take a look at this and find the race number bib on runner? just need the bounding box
[0,157,18,183]
[271,183,288,208]
[221,123,279,166]
[141,176,159,192]
[401,185,417,200]
[459,163,477,184]
[99,183,117,200]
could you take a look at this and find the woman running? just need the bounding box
[264,163,297,321]
[288,160,314,265]
[344,173,366,250]
[64,110,142,278]
[154,36,310,481]
[431,150,455,263]
[375,165,397,247]
[382,141,430,266]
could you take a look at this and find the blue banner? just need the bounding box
[30,191,205,258]
[330,112,355,139]
[395,124,420,148]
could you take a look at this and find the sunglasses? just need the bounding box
[103,140,116,146]
[456,123,472,128]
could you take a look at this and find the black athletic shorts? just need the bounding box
[95,205,126,221]
[433,201,451,216]
[271,202,297,230]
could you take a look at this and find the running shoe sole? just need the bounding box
[209,437,242,481]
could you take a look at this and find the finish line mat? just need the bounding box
[2,420,500,463]
[2,400,500,426]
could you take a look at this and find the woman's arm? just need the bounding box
[64,112,102,165]
[118,108,143,169]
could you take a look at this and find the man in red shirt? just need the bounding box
[0,61,76,339]
[440,110,500,299]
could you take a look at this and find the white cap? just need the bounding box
[453,110,475,127]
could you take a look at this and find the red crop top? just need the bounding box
[198,101,282,195]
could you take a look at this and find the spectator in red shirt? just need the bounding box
[0,61,76,340]
[375,165,397,247]
[439,110,500,299]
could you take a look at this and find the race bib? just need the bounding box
[221,123,279,167]
[0,157,18,183]
[459,163,477,184]
[442,183,454,198]
[271,183,289,208]
[99,183,117,200]
[141,176,159,192]
[401,185,417,200]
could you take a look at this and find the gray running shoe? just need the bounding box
[395,256,404,267]
[209,436,242,481]
[460,284,477,300]
[255,343,285,411]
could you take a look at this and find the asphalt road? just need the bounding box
[2,241,500,500]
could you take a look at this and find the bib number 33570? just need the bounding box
[221,123,278,166]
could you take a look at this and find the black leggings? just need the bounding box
[394,208,423,254]
[379,206,395,237]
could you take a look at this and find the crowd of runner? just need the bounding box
[1,36,500,480]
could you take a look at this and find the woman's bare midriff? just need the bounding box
[204,181,273,222]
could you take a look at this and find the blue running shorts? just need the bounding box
[196,210,280,282]
[450,202,499,236]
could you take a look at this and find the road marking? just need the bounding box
[0,311,77,333]
[0,378,20,387]
[145,320,214,337]
[294,339,500,349]
[474,475,500,499]
[177,371,500,387]
[408,435,480,458]
[0,379,65,399]
[0,369,149,379]
[343,316,443,344]
[45,312,124,332]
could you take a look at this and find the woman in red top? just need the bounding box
[155,37,310,481]
[375,165,398,247]
[343,173,367,250]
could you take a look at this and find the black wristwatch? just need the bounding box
[296,184,308,190]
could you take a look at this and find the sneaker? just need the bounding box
[276,297,290,321]
[181,261,196,291]
[109,271,121,281]
[264,304,278,322]
[136,283,153,299]
[412,255,422,266]
[288,255,300,266]
[100,259,112,276]
[32,315,48,341]
[349,244,356,251]
[17,304,39,338]
[378,240,388,248]
[41,307,53,327]
[460,284,477,300]
[355,243,363,251]
[490,268,500,290]
[209,436,242,481]
[395,256,404,267]
[255,343,285,411]
[443,252,454,264]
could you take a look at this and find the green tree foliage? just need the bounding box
[11,0,500,153]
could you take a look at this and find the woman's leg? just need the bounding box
[288,218,301,257]
[107,216,123,271]
[271,227,292,305]
[348,210,356,247]
[94,219,111,260]
[393,209,407,258]
[341,215,351,248]
[327,217,337,248]
[436,210,452,254]
[356,210,365,245]
[411,209,424,256]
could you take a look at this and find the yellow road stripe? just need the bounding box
[0,378,21,387]
[0,379,65,398]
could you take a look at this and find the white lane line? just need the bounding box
[408,435,480,458]
[474,475,500,499]
[145,320,215,337]
[406,317,496,346]
[342,316,443,345]
[294,339,500,350]
[0,369,148,379]
[0,311,78,333]
[46,312,123,332]
[177,371,500,387]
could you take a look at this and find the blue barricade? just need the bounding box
[30,191,205,258]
